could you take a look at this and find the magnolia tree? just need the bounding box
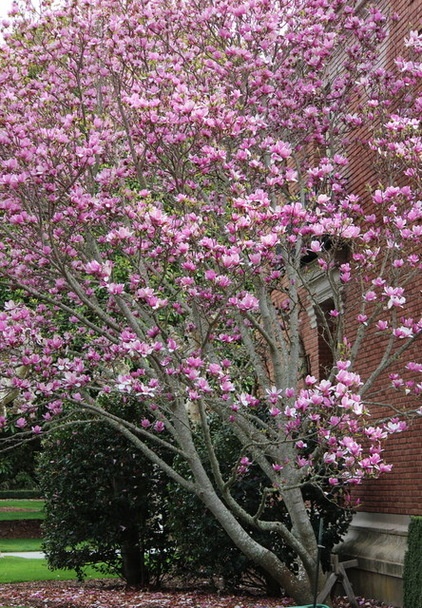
[0,0,421,601]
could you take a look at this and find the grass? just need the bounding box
[0,556,114,584]
[1,538,43,552]
[0,499,44,521]
[0,500,115,591]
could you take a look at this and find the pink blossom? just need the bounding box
[337,360,351,370]
[270,141,292,160]
[393,326,414,339]
[237,293,259,311]
[407,362,422,372]
[309,241,322,253]
[284,406,297,417]
[204,270,216,281]
[364,290,377,302]
[208,363,223,376]
[249,253,262,265]
[167,338,178,352]
[221,252,241,268]
[220,379,235,392]
[285,168,298,182]
[85,260,102,274]
[195,377,211,392]
[186,356,204,369]
[265,386,282,402]
[260,233,278,247]
[376,320,389,330]
[296,456,311,468]
[148,207,168,226]
[365,426,387,441]
[335,369,361,387]
[384,419,407,433]
[106,283,124,294]
[384,286,406,308]
[378,463,393,473]
[323,453,337,465]
[340,437,362,456]
[237,392,259,407]
[360,454,382,470]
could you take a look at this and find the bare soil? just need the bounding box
[0,519,42,538]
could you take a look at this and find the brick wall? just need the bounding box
[341,0,422,516]
[274,0,421,518]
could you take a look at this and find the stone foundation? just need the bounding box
[335,512,409,607]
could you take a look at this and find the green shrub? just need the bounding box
[38,411,174,587]
[0,490,41,499]
[0,439,41,492]
[403,516,422,608]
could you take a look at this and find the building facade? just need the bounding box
[333,1,421,604]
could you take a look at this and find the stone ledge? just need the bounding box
[344,512,410,535]
[334,512,410,607]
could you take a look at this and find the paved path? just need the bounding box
[1,551,45,558]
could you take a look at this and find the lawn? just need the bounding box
[1,538,43,552]
[0,499,44,521]
[0,556,113,584]
[0,504,113,589]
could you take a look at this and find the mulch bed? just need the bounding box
[0,580,398,608]
[0,523,397,608]
[0,519,42,538]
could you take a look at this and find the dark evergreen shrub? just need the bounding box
[0,489,41,498]
[0,438,41,491]
[38,412,174,587]
[403,516,422,608]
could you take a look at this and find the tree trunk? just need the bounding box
[191,465,320,603]
[172,404,322,603]
[120,523,148,587]
[103,408,323,602]
[264,572,282,597]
